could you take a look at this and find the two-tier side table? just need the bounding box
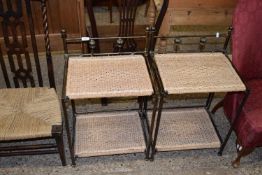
[149,52,247,159]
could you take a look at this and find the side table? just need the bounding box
[60,31,159,165]
[150,52,247,159]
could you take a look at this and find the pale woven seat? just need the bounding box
[0,88,61,141]
[155,53,246,94]
[152,108,221,151]
[66,55,153,99]
[75,111,145,157]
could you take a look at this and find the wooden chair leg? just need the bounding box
[211,99,224,114]
[232,140,255,168]
[101,98,108,106]
[55,134,67,166]
[144,0,150,16]
[109,0,113,23]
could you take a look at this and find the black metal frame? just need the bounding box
[146,27,249,159]
[60,27,161,165]
[0,0,65,166]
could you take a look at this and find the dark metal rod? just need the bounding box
[153,50,226,54]
[65,35,146,43]
[62,99,76,165]
[0,144,57,151]
[223,26,233,53]
[0,137,53,144]
[143,97,150,133]
[145,95,159,160]
[206,93,215,110]
[150,95,164,160]
[205,109,223,144]
[154,34,227,39]
[71,103,207,116]
[61,29,69,54]
[66,51,145,57]
[138,97,149,146]
[218,90,250,155]
[71,100,77,151]
[0,150,58,157]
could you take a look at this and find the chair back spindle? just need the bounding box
[40,0,55,89]
[0,0,55,89]
[114,0,140,52]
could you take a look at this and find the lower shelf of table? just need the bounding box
[155,108,221,152]
[75,111,146,158]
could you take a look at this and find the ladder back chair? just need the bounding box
[0,0,66,166]
[113,0,141,52]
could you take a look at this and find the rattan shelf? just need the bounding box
[75,111,146,157]
[153,108,220,152]
[66,55,153,99]
[155,53,245,94]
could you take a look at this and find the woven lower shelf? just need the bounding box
[75,111,146,157]
[155,108,220,152]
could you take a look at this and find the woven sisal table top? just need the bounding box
[66,55,153,99]
[155,53,246,94]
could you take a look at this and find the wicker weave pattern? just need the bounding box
[75,112,145,157]
[66,55,153,99]
[0,88,61,141]
[154,108,220,151]
[155,53,246,94]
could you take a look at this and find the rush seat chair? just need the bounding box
[0,0,66,166]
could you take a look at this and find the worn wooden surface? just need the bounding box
[0,0,238,52]
[159,0,238,35]
[0,0,80,52]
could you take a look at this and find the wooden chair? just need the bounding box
[212,0,262,167]
[112,0,141,52]
[0,0,66,166]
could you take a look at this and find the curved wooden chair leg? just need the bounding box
[232,139,255,168]
[211,99,224,114]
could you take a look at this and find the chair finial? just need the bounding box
[148,0,156,27]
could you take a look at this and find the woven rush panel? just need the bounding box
[155,53,246,94]
[66,55,153,99]
[75,111,146,157]
[154,108,220,151]
[0,88,61,141]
